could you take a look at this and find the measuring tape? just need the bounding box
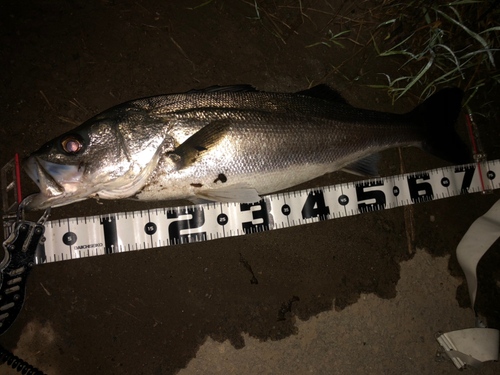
[32,160,500,265]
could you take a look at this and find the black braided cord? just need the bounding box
[0,344,47,375]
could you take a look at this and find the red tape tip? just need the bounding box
[466,114,479,154]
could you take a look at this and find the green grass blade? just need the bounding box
[396,52,435,100]
[479,26,500,35]
[306,42,331,48]
[379,32,416,56]
[328,30,351,40]
[376,19,396,29]
[186,0,213,10]
[435,8,496,67]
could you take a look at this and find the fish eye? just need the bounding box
[61,135,84,154]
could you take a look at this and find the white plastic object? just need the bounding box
[436,200,500,369]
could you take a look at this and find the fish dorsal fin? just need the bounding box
[296,84,351,106]
[168,119,230,169]
[341,153,381,177]
[195,183,261,203]
[187,85,258,94]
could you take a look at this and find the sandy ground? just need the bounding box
[1,1,499,374]
[180,250,496,375]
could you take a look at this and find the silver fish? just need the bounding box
[23,85,469,210]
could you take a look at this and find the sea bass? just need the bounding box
[23,85,469,210]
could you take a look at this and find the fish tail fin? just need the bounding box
[409,88,470,164]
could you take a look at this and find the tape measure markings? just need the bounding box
[34,160,500,265]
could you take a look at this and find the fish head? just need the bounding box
[23,110,172,210]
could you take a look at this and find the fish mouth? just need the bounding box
[22,156,85,210]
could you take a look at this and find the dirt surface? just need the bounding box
[1,1,499,374]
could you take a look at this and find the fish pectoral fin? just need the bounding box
[194,184,261,203]
[341,153,381,177]
[169,119,231,169]
[188,197,214,205]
